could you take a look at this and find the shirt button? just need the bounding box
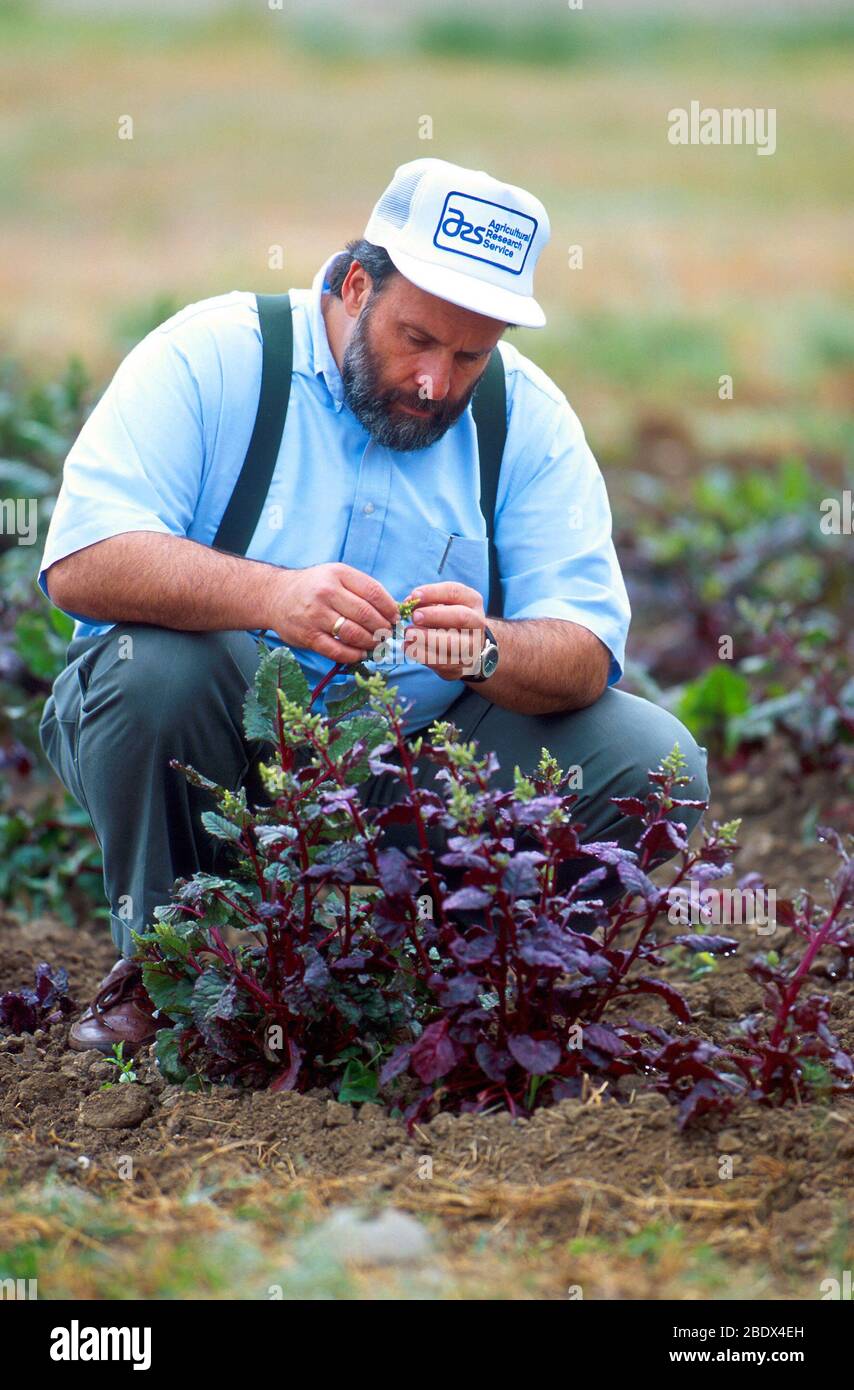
[362,502,375,515]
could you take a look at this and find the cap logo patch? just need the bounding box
[433,191,537,276]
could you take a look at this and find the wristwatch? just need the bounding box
[462,625,500,683]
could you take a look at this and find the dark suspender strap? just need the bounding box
[211,293,293,557]
[213,296,504,619]
[471,347,507,619]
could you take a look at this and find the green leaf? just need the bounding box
[200,812,244,844]
[14,610,66,681]
[49,606,74,640]
[330,712,390,784]
[142,964,194,1018]
[324,683,371,720]
[243,645,311,742]
[154,1026,190,1084]
[337,1058,379,1104]
[145,918,201,962]
[676,665,751,751]
[191,968,240,1031]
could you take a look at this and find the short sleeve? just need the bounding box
[495,347,631,684]
[37,327,207,622]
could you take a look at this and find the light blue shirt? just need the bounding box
[38,253,630,735]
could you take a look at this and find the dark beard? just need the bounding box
[340,299,483,452]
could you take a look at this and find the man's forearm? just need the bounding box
[469,617,611,715]
[45,532,283,633]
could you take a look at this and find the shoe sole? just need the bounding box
[67,1032,156,1056]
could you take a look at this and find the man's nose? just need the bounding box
[415,359,451,402]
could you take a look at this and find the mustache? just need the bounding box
[383,387,464,420]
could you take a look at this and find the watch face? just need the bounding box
[481,641,499,678]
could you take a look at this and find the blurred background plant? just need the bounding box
[0,357,104,925]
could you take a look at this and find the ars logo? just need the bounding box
[433,191,537,276]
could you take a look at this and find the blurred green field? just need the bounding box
[0,3,852,458]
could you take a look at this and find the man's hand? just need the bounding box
[270,563,399,665]
[401,581,487,680]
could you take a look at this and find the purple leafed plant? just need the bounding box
[0,961,74,1034]
[721,828,854,1105]
[135,646,853,1128]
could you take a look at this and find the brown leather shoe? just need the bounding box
[68,959,166,1054]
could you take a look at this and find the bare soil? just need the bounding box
[1,756,851,1299]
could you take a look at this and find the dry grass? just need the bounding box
[1,1118,847,1300]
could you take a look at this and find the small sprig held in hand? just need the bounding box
[310,593,422,707]
[397,594,421,624]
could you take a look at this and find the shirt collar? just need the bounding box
[310,251,346,411]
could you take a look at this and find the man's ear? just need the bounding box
[341,261,373,319]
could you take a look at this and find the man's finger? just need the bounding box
[404,581,482,610]
[343,570,400,627]
[403,624,485,668]
[329,592,395,648]
[407,604,486,630]
[315,633,368,665]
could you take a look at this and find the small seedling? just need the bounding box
[100,1040,138,1089]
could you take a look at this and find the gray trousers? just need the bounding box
[38,624,710,958]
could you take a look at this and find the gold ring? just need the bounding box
[332,615,346,640]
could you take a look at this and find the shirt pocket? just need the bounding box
[419,524,489,602]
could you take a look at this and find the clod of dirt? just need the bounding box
[770,1198,838,1261]
[302,1206,433,1266]
[835,1131,854,1160]
[17,1073,67,1105]
[324,1101,354,1127]
[78,1085,152,1130]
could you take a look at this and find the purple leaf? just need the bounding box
[623,977,693,1024]
[438,973,482,1006]
[380,1042,414,1085]
[673,934,739,955]
[449,933,496,966]
[502,852,546,898]
[508,1034,561,1074]
[444,886,492,912]
[583,1023,626,1057]
[377,847,421,897]
[677,1079,733,1129]
[411,1020,458,1084]
[611,796,647,817]
[475,1040,512,1082]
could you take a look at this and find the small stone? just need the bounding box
[79,1085,152,1130]
[324,1100,353,1128]
[718,1130,743,1150]
[304,1206,432,1266]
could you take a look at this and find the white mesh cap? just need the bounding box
[364,158,550,328]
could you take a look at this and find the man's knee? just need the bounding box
[92,625,263,726]
[617,695,710,833]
